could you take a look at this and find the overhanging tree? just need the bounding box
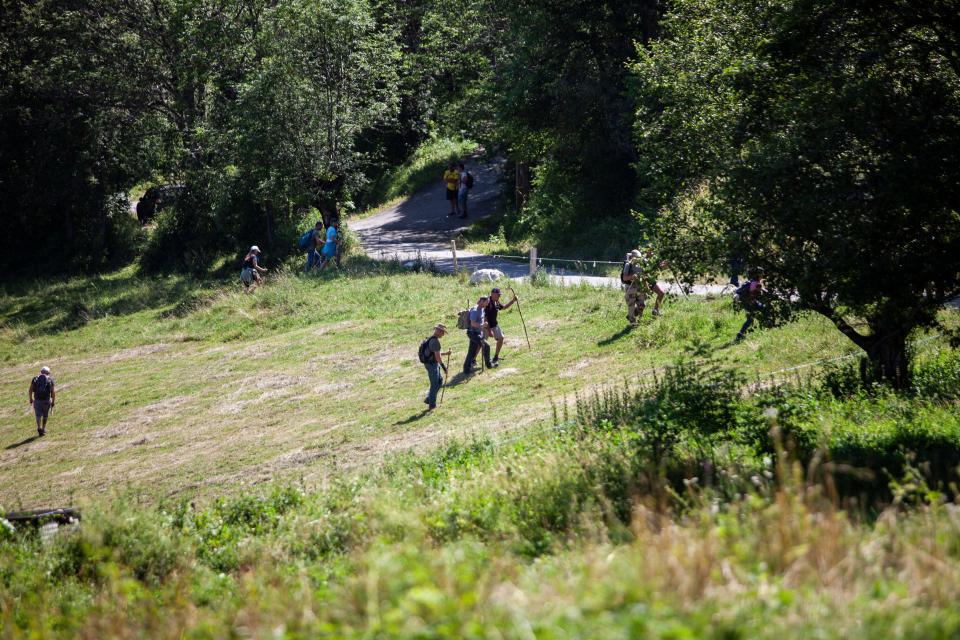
[634,0,960,387]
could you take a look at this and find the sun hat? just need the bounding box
[40,366,50,374]
[629,249,642,259]
[250,245,260,253]
[435,323,447,332]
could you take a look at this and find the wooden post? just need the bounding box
[529,246,538,276]
[451,240,458,273]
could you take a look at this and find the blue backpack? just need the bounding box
[298,230,314,250]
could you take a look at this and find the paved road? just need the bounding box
[351,158,727,294]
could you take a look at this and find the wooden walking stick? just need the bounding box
[439,352,451,405]
[508,286,531,349]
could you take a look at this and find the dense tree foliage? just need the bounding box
[633,0,960,385]
[3,0,957,387]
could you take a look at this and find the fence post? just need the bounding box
[529,246,538,276]
[451,240,458,273]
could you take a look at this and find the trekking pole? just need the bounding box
[509,286,531,349]
[671,271,689,298]
[439,352,451,405]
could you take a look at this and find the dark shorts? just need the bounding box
[446,188,457,201]
[34,401,51,419]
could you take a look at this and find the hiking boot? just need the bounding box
[488,361,498,369]
[492,356,501,364]
[448,211,457,217]
[734,333,745,344]
[38,428,45,437]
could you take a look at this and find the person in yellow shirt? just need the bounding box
[442,162,460,216]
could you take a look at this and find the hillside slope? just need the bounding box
[0,260,856,507]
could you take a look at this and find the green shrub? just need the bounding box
[912,348,960,400]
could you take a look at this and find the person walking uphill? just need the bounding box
[734,268,765,343]
[319,219,339,271]
[457,162,472,219]
[301,220,324,273]
[29,366,55,436]
[240,245,268,290]
[621,247,667,325]
[486,287,518,364]
[419,324,451,410]
[464,296,494,374]
[443,163,460,216]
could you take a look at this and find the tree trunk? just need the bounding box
[515,162,530,210]
[862,331,911,390]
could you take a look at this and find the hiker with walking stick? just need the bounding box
[485,287,518,364]
[464,296,494,374]
[418,324,451,410]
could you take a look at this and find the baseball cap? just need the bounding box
[490,287,501,294]
[40,366,50,374]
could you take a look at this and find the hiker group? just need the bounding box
[238,218,341,289]
[442,162,474,219]
[418,287,519,410]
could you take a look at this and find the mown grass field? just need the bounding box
[0,258,862,508]
[2,260,960,639]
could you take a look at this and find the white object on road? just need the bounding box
[470,268,506,284]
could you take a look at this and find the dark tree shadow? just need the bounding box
[5,435,39,450]
[598,325,635,346]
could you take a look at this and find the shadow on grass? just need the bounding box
[0,272,211,336]
[5,435,39,450]
[394,409,432,425]
[598,324,635,346]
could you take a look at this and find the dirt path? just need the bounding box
[351,158,727,294]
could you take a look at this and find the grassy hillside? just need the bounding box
[0,259,862,507]
[2,262,960,638]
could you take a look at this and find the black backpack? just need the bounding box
[620,261,632,284]
[465,172,474,189]
[33,375,51,401]
[417,338,434,364]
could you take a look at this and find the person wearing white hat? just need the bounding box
[28,366,55,436]
[240,245,268,290]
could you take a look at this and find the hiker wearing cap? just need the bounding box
[419,324,452,410]
[319,219,339,271]
[29,366,55,436]
[464,296,494,374]
[620,248,667,324]
[621,250,646,325]
[486,288,518,364]
[241,246,268,289]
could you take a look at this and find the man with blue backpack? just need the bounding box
[28,366,56,436]
[299,220,324,273]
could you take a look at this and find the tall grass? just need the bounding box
[2,348,960,637]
